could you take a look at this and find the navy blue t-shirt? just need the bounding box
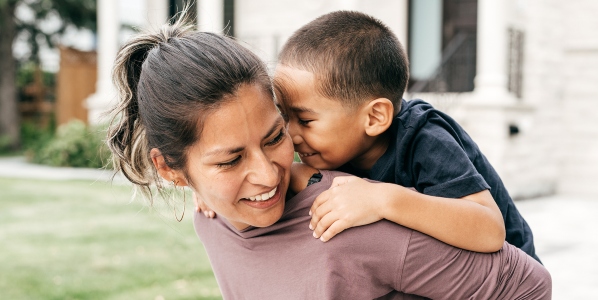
[339,99,540,262]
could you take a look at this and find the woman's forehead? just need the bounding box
[194,84,281,153]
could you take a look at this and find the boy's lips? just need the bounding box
[298,152,317,158]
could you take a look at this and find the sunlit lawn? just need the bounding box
[0,178,221,300]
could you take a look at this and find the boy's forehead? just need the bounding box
[273,66,306,106]
[275,65,316,87]
[273,65,349,113]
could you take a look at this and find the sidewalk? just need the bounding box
[516,195,598,299]
[0,156,126,183]
[1,156,596,299]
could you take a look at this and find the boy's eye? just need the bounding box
[216,156,241,168]
[265,128,285,146]
[298,119,312,126]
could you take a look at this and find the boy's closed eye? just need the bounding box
[298,118,313,126]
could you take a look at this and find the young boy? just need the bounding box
[274,10,540,261]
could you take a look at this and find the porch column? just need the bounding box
[85,0,119,124]
[474,0,510,99]
[396,0,409,51]
[197,0,224,33]
[146,0,168,29]
[465,0,514,177]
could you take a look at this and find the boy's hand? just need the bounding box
[193,191,216,218]
[309,176,384,242]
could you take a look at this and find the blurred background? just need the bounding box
[0,0,596,299]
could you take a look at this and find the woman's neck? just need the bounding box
[289,162,319,194]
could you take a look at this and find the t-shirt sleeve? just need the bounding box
[409,118,490,198]
[397,231,552,299]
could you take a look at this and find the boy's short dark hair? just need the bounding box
[278,10,409,111]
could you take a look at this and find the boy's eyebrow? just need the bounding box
[290,106,318,114]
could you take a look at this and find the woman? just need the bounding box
[107,17,551,300]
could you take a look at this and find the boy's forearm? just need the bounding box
[378,183,506,252]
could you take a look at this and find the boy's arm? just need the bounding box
[310,176,506,252]
[380,181,505,252]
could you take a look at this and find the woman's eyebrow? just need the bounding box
[263,118,283,140]
[204,119,283,158]
[204,146,245,157]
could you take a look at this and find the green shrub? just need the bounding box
[0,135,12,153]
[28,120,111,169]
[21,121,55,154]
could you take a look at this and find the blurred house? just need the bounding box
[87,0,598,198]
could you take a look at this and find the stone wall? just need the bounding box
[558,0,598,196]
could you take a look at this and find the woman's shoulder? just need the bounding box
[290,163,358,194]
[290,162,320,194]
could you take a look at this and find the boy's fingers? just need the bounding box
[192,192,202,212]
[310,189,331,216]
[310,201,333,231]
[319,220,348,242]
[330,176,353,188]
[193,192,216,218]
[312,209,338,238]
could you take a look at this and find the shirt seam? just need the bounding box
[424,173,490,198]
[396,230,413,292]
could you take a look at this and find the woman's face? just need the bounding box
[184,84,294,230]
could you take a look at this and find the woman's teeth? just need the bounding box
[247,187,277,201]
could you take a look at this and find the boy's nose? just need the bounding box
[288,122,303,145]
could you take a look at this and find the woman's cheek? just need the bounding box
[281,137,295,165]
[199,173,239,208]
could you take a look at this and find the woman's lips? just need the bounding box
[240,184,282,209]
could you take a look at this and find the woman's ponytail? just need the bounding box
[107,15,196,200]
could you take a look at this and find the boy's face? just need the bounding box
[274,65,368,170]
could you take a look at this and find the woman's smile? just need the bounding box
[240,183,282,209]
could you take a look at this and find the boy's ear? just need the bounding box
[150,148,189,186]
[363,98,394,137]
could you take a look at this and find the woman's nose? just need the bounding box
[247,151,278,187]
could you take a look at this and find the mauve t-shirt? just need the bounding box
[194,170,551,300]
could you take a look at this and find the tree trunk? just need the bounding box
[0,2,20,150]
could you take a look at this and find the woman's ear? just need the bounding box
[150,148,189,186]
[363,98,394,137]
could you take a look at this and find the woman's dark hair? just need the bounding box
[107,13,272,201]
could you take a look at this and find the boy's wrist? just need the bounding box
[377,182,405,221]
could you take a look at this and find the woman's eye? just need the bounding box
[265,129,285,146]
[298,119,312,126]
[216,156,241,168]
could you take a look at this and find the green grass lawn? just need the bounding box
[0,178,221,300]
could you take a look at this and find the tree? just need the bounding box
[0,0,96,150]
